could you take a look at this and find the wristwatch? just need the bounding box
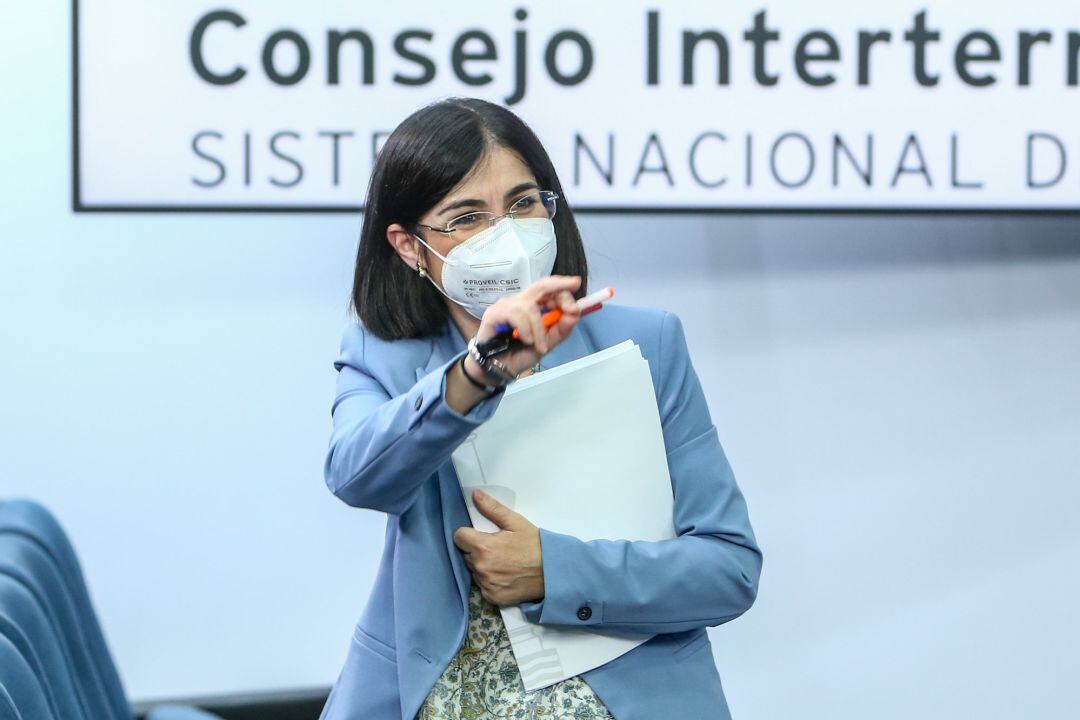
[460,345,504,393]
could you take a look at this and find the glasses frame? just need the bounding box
[416,190,559,239]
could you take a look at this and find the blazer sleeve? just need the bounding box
[516,311,763,635]
[324,324,506,515]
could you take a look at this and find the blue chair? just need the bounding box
[0,631,56,720]
[0,499,128,715]
[0,576,87,718]
[0,532,113,718]
[0,500,223,720]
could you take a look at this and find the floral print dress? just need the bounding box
[416,577,616,719]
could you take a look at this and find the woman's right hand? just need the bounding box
[474,275,583,377]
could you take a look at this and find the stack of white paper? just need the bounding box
[451,340,676,691]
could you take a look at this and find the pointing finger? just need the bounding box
[527,275,581,300]
[557,290,577,313]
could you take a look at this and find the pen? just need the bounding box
[476,287,615,358]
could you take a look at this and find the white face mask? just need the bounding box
[414,216,558,320]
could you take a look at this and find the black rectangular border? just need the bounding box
[72,0,80,212]
[131,686,330,720]
[71,0,1080,216]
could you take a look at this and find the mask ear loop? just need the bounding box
[413,232,452,264]
[412,232,473,311]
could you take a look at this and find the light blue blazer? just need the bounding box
[319,303,762,720]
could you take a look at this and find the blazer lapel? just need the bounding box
[536,319,592,371]
[415,331,448,383]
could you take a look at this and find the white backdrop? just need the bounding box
[77,0,1080,209]
[3,3,1080,719]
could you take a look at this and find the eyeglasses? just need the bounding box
[416,190,559,242]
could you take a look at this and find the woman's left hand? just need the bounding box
[453,489,545,606]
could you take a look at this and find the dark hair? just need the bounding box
[351,97,589,340]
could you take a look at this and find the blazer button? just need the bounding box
[576,605,592,621]
[414,395,423,411]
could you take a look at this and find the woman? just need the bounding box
[319,97,762,720]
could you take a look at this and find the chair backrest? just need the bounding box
[0,499,130,717]
[0,499,223,720]
[0,575,88,719]
[0,631,57,720]
[0,502,131,720]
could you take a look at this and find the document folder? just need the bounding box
[451,340,676,690]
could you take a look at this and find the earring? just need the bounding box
[416,260,426,277]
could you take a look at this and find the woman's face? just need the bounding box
[386,144,541,301]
